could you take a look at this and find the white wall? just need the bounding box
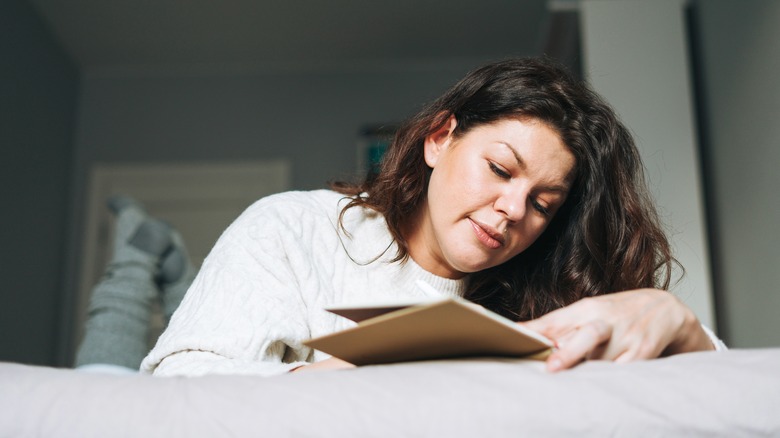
[579,0,716,328]
[695,0,780,347]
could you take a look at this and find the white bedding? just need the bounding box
[2,349,779,437]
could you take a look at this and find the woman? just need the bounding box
[140,57,721,377]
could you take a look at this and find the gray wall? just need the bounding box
[5,0,778,366]
[0,0,78,364]
[74,67,487,190]
[59,60,507,363]
[694,0,780,347]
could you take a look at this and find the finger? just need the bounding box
[325,357,356,370]
[523,304,591,339]
[612,335,667,364]
[546,320,612,372]
[296,357,356,372]
[519,315,554,335]
[614,350,635,364]
[584,340,610,361]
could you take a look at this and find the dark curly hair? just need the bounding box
[331,57,676,321]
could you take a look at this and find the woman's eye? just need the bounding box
[488,162,511,179]
[531,199,551,216]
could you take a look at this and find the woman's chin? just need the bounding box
[447,257,501,276]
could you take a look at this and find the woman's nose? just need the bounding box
[494,187,526,222]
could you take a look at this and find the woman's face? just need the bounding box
[407,116,575,279]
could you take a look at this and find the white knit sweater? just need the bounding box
[140,190,467,377]
[141,190,726,377]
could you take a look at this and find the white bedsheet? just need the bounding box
[1,348,778,437]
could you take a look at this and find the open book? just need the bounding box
[304,296,554,366]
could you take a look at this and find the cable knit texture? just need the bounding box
[141,190,467,377]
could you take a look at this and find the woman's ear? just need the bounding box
[423,115,457,168]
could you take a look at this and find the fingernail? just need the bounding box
[547,358,563,372]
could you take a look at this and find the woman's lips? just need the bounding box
[469,219,504,249]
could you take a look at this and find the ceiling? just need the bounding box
[28,0,562,73]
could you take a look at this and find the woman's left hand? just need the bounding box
[521,288,715,372]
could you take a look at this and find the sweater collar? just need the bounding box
[396,256,468,299]
[337,194,468,298]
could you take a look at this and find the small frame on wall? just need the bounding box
[356,124,398,181]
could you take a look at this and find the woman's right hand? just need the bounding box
[521,288,714,372]
[290,357,355,373]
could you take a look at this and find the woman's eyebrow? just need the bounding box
[498,141,570,194]
[498,141,526,170]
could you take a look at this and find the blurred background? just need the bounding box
[1,0,778,367]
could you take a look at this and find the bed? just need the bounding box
[2,348,778,437]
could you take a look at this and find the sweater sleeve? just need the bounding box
[701,323,728,352]
[140,195,319,377]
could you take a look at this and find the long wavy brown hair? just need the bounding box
[331,57,676,321]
